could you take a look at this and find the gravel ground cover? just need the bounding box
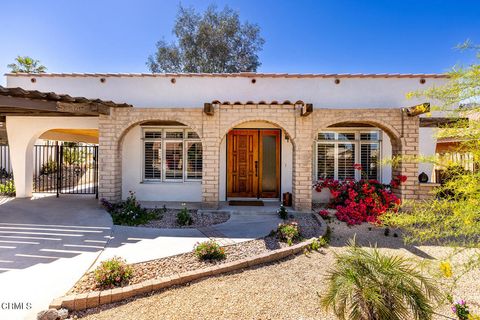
[68,214,323,295]
[73,215,480,320]
[139,209,230,228]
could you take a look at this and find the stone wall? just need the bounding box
[99,105,421,211]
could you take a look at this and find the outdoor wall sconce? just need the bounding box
[402,102,430,116]
[203,103,214,116]
[300,103,313,117]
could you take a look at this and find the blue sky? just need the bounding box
[1,0,479,85]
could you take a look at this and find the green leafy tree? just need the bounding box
[381,42,480,305]
[382,41,480,248]
[147,5,265,73]
[321,240,442,320]
[7,56,47,73]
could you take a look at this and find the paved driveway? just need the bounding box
[0,196,281,320]
[0,195,112,320]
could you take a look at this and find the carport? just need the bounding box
[0,86,131,198]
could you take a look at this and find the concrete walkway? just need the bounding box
[92,209,281,269]
[0,196,281,319]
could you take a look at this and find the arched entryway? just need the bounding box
[219,120,295,203]
[314,118,416,201]
[118,120,203,202]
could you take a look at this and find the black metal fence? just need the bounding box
[33,145,98,197]
[0,145,12,184]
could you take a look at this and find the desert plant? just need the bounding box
[194,240,226,260]
[277,204,288,220]
[105,192,159,226]
[277,221,300,246]
[0,179,15,196]
[40,160,57,175]
[177,207,193,226]
[321,239,442,320]
[94,256,133,288]
[309,236,328,251]
[62,146,86,165]
[0,168,12,179]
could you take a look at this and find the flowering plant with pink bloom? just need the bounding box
[451,299,471,320]
[94,256,133,289]
[313,171,406,225]
[318,209,330,218]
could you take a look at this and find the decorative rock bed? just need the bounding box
[139,209,230,229]
[50,213,326,312]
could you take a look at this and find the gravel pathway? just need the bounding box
[69,214,323,295]
[74,217,480,320]
[139,209,230,228]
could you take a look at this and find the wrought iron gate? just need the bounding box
[33,145,98,197]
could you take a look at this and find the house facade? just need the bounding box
[2,73,447,211]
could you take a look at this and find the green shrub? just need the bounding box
[277,204,288,220]
[194,240,226,260]
[0,179,15,196]
[277,221,300,246]
[103,192,159,226]
[94,256,133,288]
[40,160,57,175]
[310,237,328,251]
[323,226,332,244]
[321,239,441,320]
[177,207,193,226]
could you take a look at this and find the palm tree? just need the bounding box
[321,239,442,320]
[7,56,47,73]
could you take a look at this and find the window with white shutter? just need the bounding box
[338,143,355,180]
[143,128,202,182]
[186,142,202,179]
[361,143,379,180]
[317,143,335,179]
[316,130,381,181]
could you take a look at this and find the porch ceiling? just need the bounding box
[0,86,132,119]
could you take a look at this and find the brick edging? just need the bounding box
[49,237,322,311]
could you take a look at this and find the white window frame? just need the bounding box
[142,127,202,183]
[314,129,382,181]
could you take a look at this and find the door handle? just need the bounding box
[255,161,258,177]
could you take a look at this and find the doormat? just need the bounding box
[228,200,264,206]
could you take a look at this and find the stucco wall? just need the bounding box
[418,127,437,181]
[5,116,98,197]
[7,75,446,110]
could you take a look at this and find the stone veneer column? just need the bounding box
[391,116,420,200]
[201,111,220,208]
[292,111,313,211]
[98,110,122,202]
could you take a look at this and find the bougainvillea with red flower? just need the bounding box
[314,164,407,225]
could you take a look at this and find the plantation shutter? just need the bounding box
[361,143,379,180]
[165,141,183,180]
[317,143,335,179]
[186,142,202,180]
[144,141,162,179]
[337,143,355,180]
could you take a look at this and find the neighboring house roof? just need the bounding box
[0,85,131,118]
[4,72,449,79]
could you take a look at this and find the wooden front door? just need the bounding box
[227,129,280,198]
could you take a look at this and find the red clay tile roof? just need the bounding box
[5,72,448,79]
